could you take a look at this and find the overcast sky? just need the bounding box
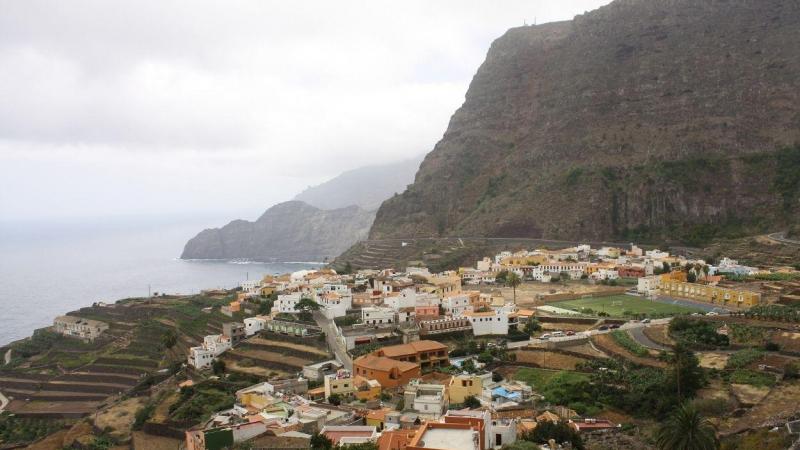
[0,0,612,222]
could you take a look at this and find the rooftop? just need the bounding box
[378,340,447,358]
[354,354,419,373]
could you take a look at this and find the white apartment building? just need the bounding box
[318,291,352,319]
[637,275,660,295]
[187,334,232,369]
[361,307,395,325]
[276,293,302,314]
[383,288,417,310]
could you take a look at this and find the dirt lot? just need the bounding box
[772,331,800,353]
[590,334,666,368]
[496,281,624,307]
[223,359,288,378]
[246,337,330,356]
[729,383,771,407]
[94,397,147,439]
[723,381,800,434]
[131,431,182,450]
[558,342,608,358]
[513,349,591,370]
[540,322,595,332]
[697,352,730,370]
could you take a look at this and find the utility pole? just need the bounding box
[148,284,151,298]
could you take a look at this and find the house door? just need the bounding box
[496,434,502,446]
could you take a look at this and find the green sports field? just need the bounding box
[551,294,703,317]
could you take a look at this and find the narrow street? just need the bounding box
[313,311,352,371]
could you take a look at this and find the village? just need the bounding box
[5,243,800,450]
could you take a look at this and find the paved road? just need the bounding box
[313,311,352,371]
[507,318,672,349]
[768,232,800,246]
[628,326,670,351]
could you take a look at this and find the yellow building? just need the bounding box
[447,374,483,405]
[659,280,761,308]
[354,376,382,401]
[500,255,548,267]
[323,370,356,399]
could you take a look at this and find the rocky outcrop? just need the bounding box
[180,201,374,262]
[369,0,800,244]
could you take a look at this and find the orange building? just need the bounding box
[374,340,449,370]
[353,354,421,389]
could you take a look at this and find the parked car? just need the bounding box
[598,325,609,331]
[540,333,551,340]
[565,330,575,336]
[552,331,565,337]
[610,324,621,329]
[641,318,651,324]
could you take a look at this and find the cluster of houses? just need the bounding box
[464,246,765,309]
[184,348,617,450]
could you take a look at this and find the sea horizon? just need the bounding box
[0,214,320,346]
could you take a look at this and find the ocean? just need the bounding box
[0,215,320,346]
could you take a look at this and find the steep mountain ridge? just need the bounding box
[369,0,800,244]
[181,201,374,262]
[294,156,422,210]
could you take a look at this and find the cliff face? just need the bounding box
[370,0,800,244]
[181,201,374,262]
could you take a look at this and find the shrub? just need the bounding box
[725,349,764,369]
[729,369,776,387]
[610,330,649,357]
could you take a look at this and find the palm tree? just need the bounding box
[506,272,522,304]
[656,403,719,450]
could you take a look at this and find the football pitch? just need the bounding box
[551,294,703,317]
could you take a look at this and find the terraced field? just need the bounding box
[0,293,235,422]
[222,335,332,375]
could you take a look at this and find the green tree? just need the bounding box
[656,402,719,450]
[311,432,333,450]
[160,329,178,349]
[506,272,522,303]
[211,359,226,375]
[258,298,274,315]
[327,393,342,406]
[295,297,321,313]
[524,319,542,335]
[495,270,509,284]
[663,342,705,402]
[527,421,584,450]
[663,261,671,273]
[463,395,481,408]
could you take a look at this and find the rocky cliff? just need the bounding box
[370,0,800,245]
[181,201,374,262]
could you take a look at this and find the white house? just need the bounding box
[637,275,660,295]
[318,291,352,319]
[244,316,268,336]
[188,335,232,369]
[442,293,470,317]
[361,307,394,325]
[276,293,302,314]
[240,280,261,294]
[383,288,417,310]
[476,257,493,272]
[590,269,620,281]
[404,381,448,419]
[463,309,509,336]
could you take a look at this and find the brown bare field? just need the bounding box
[558,342,607,358]
[228,349,309,368]
[247,337,329,355]
[131,431,182,450]
[500,281,624,307]
[7,399,101,415]
[723,381,800,434]
[223,359,288,378]
[772,331,800,353]
[590,334,666,368]
[513,349,590,370]
[642,325,674,347]
[94,397,147,439]
[698,352,730,370]
[151,391,179,423]
[729,384,770,407]
[25,430,70,450]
